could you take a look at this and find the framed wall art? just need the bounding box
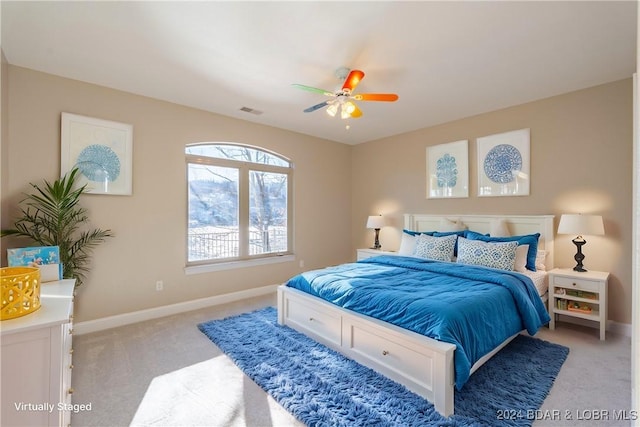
[61,113,133,195]
[477,128,530,197]
[426,140,469,199]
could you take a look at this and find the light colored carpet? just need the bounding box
[71,294,631,427]
[130,356,301,427]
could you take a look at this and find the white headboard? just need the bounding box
[404,214,555,270]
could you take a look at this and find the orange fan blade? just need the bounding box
[353,93,399,102]
[342,69,365,92]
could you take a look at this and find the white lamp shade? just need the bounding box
[557,214,604,236]
[366,215,386,229]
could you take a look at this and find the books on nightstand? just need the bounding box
[555,298,592,314]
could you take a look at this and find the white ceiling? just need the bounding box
[1,1,637,145]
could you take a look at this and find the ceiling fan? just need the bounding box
[293,67,399,119]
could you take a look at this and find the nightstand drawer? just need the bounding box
[553,275,600,292]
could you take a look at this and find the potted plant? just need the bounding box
[1,168,113,286]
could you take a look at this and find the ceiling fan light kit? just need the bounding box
[293,68,398,120]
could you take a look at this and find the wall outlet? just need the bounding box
[155,280,163,291]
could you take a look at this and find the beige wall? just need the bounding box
[1,66,352,322]
[351,79,633,325]
[2,65,633,326]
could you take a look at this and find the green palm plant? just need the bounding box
[1,168,113,286]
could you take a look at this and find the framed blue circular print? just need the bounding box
[483,144,522,184]
[61,113,133,195]
[477,129,530,197]
[76,144,122,183]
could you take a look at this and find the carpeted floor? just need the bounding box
[71,294,632,427]
[179,307,568,426]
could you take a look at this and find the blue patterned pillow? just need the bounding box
[465,231,540,271]
[456,237,518,271]
[413,234,457,262]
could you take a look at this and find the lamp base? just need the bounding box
[572,236,587,272]
[371,228,381,250]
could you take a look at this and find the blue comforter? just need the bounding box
[285,255,550,390]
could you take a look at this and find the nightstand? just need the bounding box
[548,268,609,340]
[356,248,396,261]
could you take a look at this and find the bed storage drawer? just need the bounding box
[344,317,438,392]
[281,291,342,347]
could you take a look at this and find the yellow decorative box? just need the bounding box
[1,267,41,320]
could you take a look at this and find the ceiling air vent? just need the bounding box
[239,106,263,115]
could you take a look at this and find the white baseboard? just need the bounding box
[74,284,279,335]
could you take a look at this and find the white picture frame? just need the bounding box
[61,113,133,195]
[477,128,530,197]
[426,140,469,198]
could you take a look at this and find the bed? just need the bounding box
[277,214,554,417]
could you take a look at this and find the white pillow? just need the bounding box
[439,218,466,232]
[413,234,457,262]
[535,249,547,271]
[398,232,417,256]
[514,244,529,272]
[490,218,510,237]
[456,237,518,271]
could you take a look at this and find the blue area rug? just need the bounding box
[198,307,569,427]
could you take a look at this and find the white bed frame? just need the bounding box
[277,214,554,417]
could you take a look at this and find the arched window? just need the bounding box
[185,143,293,268]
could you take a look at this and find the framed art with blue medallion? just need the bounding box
[477,128,530,197]
[61,113,133,195]
[426,140,468,198]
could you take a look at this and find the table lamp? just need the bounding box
[557,214,604,272]
[366,215,386,250]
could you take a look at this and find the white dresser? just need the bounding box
[1,279,75,427]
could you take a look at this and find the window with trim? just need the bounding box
[186,143,293,265]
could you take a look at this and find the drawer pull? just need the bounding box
[309,317,314,322]
[382,350,389,356]
[68,388,74,395]
[572,282,577,287]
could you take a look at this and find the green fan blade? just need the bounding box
[292,84,334,97]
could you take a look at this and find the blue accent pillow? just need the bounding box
[466,231,541,271]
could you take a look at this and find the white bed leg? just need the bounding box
[433,348,455,417]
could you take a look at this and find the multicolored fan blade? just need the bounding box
[350,103,363,118]
[353,93,399,102]
[303,101,330,113]
[292,84,334,97]
[342,69,365,92]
